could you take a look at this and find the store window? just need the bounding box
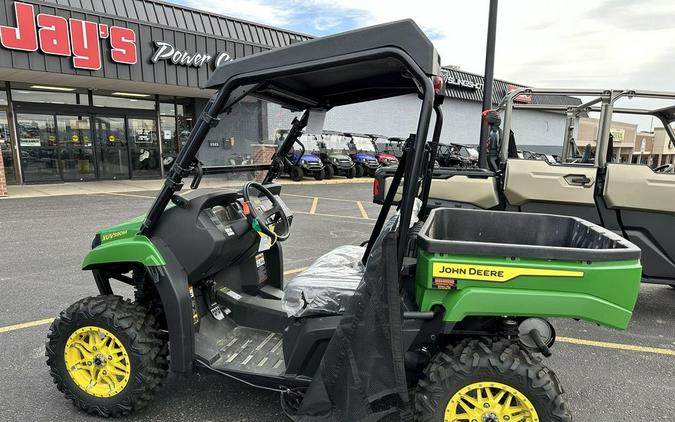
[16,113,60,182]
[128,118,160,178]
[94,116,128,179]
[160,102,177,170]
[11,89,88,105]
[0,111,16,184]
[57,116,95,181]
[0,89,7,106]
[177,103,194,150]
[93,95,155,110]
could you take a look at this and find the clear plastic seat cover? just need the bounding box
[282,245,366,317]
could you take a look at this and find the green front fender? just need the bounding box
[422,287,633,330]
[82,235,166,269]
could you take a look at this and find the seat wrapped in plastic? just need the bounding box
[282,245,366,317]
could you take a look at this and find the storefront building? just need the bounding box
[0,0,310,186]
[0,0,574,189]
[578,117,675,167]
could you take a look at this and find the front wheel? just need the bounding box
[324,165,335,179]
[415,338,571,422]
[46,295,169,418]
[346,166,356,179]
[355,164,364,177]
[314,169,325,180]
[289,166,304,181]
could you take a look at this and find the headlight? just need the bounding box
[332,157,339,162]
[300,159,306,165]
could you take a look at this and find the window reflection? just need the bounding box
[57,116,95,181]
[16,113,60,182]
[0,111,16,183]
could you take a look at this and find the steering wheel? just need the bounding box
[654,164,674,173]
[242,182,291,242]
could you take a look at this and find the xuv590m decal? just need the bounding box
[432,262,583,283]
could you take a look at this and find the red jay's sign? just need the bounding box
[0,2,137,70]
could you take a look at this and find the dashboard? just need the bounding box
[152,187,292,284]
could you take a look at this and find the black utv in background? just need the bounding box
[436,143,478,168]
[318,133,356,178]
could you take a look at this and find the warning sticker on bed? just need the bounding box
[432,263,583,283]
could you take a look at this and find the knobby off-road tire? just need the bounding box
[355,164,365,177]
[290,166,304,181]
[46,295,169,418]
[415,337,571,422]
[324,164,335,179]
[347,166,356,179]
[314,169,325,180]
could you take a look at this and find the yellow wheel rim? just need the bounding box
[445,381,539,422]
[64,326,131,398]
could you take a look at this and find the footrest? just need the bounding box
[212,327,285,376]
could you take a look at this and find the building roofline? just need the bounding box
[145,0,313,38]
[441,65,529,88]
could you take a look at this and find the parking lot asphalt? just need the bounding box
[0,180,674,421]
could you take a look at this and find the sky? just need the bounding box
[171,0,675,129]
[172,0,675,90]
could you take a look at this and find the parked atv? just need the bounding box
[370,135,400,167]
[436,143,475,168]
[286,150,324,181]
[318,133,356,178]
[346,134,380,176]
[276,134,324,181]
[46,20,642,422]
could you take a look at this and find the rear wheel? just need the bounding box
[415,337,571,422]
[347,166,356,179]
[46,295,169,418]
[355,164,365,177]
[314,169,325,180]
[324,164,334,179]
[290,166,304,181]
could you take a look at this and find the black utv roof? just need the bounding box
[205,20,440,110]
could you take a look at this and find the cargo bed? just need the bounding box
[418,208,640,261]
[415,208,642,329]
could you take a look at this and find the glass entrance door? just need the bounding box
[128,118,160,178]
[16,113,60,182]
[57,115,95,181]
[0,111,16,184]
[95,116,128,179]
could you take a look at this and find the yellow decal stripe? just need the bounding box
[432,262,583,283]
[101,229,129,242]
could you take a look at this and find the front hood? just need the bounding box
[302,153,321,162]
[354,153,377,161]
[330,154,352,161]
[377,153,397,160]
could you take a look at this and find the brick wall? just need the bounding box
[0,150,7,196]
[250,144,276,182]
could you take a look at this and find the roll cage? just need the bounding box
[498,88,675,168]
[138,19,443,264]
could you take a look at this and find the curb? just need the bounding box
[1,177,372,200]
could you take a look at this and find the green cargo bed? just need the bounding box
[415,208,642,329]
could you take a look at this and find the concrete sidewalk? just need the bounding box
[1,177,370,199]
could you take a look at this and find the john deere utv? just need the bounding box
[46,21,642,421]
